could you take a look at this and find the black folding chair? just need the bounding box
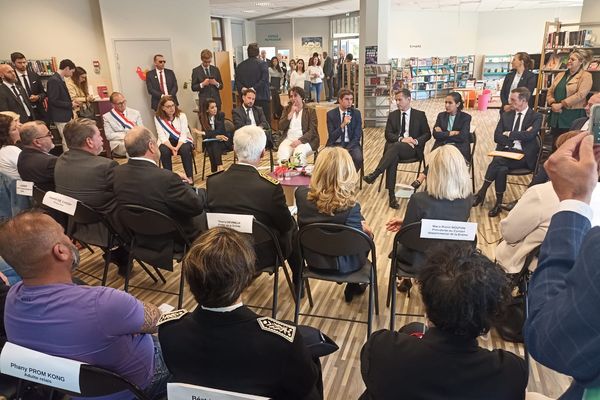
[506,133,544,188]
[117,205,191,308]
[295,223,379,337]
[377,154,425,193]
[469,130,477,193]
[387,221,477,331]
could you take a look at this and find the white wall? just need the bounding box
[0,0,112,93]
[292,17,330,61]
[98,0,212,117]
[256,19,294,55]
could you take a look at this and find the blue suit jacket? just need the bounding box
[46,73,73,123]
[525,210,600,400]
[326,107,362,149]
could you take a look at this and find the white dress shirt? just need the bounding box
[287,109,303,140]
[511,107,528,151]
[129,156,158,166]
[243,106,256,126]
[155,113,191,144]
[3,82,31,117]
[339,107,349,142]
[400,108,411,139]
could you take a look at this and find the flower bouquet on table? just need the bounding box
[274,154,302,180]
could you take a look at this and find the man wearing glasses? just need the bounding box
[103,92,144,157]
[146,54,179,111]
[16,121,57,191]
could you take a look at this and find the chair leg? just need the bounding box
[192,150,198,175]
[124,253,134,293]
[367,277,374,337]
[373,266,380,316]
[202,150,207,180]
[386,260,394,308]
[178,265,185,309]
[359,166,364,190]
[269,148,275,171]
[152,266,167,284]
[282,265,296,303]
[305,279,314,307]
[389,264,397,331]
[136,260,158,283]
[271,266,279,318]
[294,273,303,324]
[101,249,111,286]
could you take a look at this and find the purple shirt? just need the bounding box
[4,282,154,400]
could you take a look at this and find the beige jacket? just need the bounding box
[547,68,593,110]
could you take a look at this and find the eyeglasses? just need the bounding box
[157,60,166,64]
[35,133,53,140]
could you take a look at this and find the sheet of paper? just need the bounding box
[167,382,269,400]
[0,342,82,393]
[42,191,77,216]
[158,303,175,314]
[420,219,477,241]
[487,150,524,160]
[206,213,253,234]
[15,181,34,196]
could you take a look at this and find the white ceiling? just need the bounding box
[209,0,582,20]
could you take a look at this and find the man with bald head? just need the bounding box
[17,121,57,192]
[0,64,34,123]
[571,92,600,131]
[113,126,206,241]
[0,211,169,399]
[102,92,144,157]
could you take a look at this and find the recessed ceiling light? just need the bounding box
[255,2,271,6]
[243,9,257,13]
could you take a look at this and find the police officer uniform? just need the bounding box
[158,305,323,400]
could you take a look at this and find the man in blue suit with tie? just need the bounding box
[326,89,363,170]
[525,131,600,400]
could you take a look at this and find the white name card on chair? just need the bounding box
[167,382,269,400]
[206,213,253,233]
[0,342,82,393]
[42,191,77,216]
[15,181,34,196]
[420,219,477,241]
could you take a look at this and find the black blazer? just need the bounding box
[46,73,73,123]
[571,116,588,130]
[146,68,179,110]
[384,108,431,158]
[232,105,269,131]
[500,69,537,108]
[431,111,472,161]
[113,159,206,239]
[17,147,57,192]
[191,65,223,109]
[360,327,528,400]
[204,112,227,140]
[235,58,270,101]
[326,107,362,149]
[494,108,542,170]
[295,186,366,274]
[0,84,34,123]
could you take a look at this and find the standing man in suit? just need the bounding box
[102,92,144,157]
[53,118,129,274]
[235,43,271,125]
[11,52,47,121]
[322,52,334,102]
[114,126,206,241]
[473,87,542,217]
[0,64,34,124]
[525,131,600,400]
[191,49,223,111]
[326,89,362,170]
[363,89,431,209]
[146,54,178,111]
[47,59,77,150]
[335,49,346,97]
[17,121,57,192]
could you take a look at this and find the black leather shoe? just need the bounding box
[344,283,367,303]
[397,278,413,293]
[389,197,400,209]
[472,192,485,207]
[363,173,378,184]
[488,204,503,218]
[344,284,355,303]
[410,179,421,190]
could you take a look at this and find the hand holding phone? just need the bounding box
[590,103,600,144]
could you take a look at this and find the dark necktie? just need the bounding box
[514,112,522,132]
[245,107,251,123]
[11,85,31,117]
[204,67,210,76]
[401,112,406,136]
[20,75,31,97]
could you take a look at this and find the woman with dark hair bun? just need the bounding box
[500,52,537,112]
[411,92,472,189]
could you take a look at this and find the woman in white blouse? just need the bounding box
[289,58,307,90]
[154,95,194,182]
[306,55,324,103]
[0,112,22,180]
[285,59,296,91]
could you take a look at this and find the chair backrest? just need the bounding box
[71,201,104,225]
[224,118,235,137]
[0,342,149,400]
[251,219,286,269]
[32,185,46,207]
[532,133,544,175]
[167,382,268,400]
[469,130,477,161]
[298,223,375,272]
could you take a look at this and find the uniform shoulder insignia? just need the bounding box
[207,170,224,178]
[259,172,280,185]
[257,316,296,343]
[157,309,189,326]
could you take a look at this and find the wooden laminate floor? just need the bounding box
[74,98,570,399]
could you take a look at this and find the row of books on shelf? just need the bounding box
[364,64,391,74]
[365,88,391,96]
[544,53,600,71]
[546,29,594,48]
[483,67,510,74]
[412,77,456,83]
[0,58,56,76]
[366,77,390,86]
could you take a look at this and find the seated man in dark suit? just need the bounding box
[53,118,129,274]
[17,121,57,192]
[113,126,206,241]
[473,87,542,217]
[232,88,273,152]
[326,89,363,171]
[361,243,528,400]
[363,89,431,209]
[206,125,301,280]
[159,227,323,399]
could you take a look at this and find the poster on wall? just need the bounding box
[301,37,323,48]
[365,46,378,65]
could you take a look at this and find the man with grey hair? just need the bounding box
[102,91,144,157]
[17,121,57,192]
[206,125,302,279]
[113,126,206,241]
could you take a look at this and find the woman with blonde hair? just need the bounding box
[386,145,472,292]
[295,146,373,303]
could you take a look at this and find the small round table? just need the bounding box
[269,172,311,206]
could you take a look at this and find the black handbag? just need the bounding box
[77,102,95,119]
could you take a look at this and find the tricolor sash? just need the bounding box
[156,117,193,144]
[110,109,136,130]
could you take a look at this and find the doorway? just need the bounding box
[332,37,360,63]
